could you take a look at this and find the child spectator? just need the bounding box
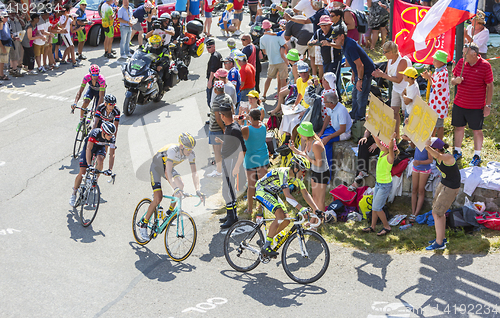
[400,66,419,119]
[421,50,450,141]
[410,146,433,223]
[362,133,398,236]
[219,3,236,37]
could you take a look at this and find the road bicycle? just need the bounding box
[224,210,330,284]
[71,100,98,159]
[132,193,202,262]
[75,166,116,227]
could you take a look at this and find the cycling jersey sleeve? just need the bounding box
[98,75,106,91]
[188,151,196,164]
[165,146,177,163]
[81,74,92,87]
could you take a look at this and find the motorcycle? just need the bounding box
[171,19,205,67]
[121,45,188,116]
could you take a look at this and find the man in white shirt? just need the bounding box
[59,5,77,66]
[35,10,52,72]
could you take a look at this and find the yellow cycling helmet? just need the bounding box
[289,154,311,171]
[226,3,233,10]
[179,132,196,149]
[149,34,162,48]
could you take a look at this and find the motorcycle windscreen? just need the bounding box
[127,51,159,76]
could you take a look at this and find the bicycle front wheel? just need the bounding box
[79,184,100,227]
[224,220,264,272]
[73,121,86,159]
[132,198,155,245]
[164,211,197,262]
[282,230,330,284]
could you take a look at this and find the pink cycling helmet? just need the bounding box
[89,64,100,75]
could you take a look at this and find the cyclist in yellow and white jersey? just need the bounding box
[139,133,204,240]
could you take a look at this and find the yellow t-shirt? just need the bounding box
[296,76,312,108]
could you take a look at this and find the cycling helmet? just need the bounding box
[171,11,180,19]
[144,1,152,9]
[101,121,116,135]
[288,154,311,171]
[104,94,116,105]
[89,64,100,75]
[149,34,162,48]
[179,132,196,149]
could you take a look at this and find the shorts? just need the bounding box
[103,26,114,38]
[432,183,459,217]
[234,12,243,21]
[187,14,199,22]
[9,41,22,61]
[451,103,484,130]
[371,20,388,30]
[267,62,288,79]
[435,117,444,128]
[84,88,100,101]
[77,29,87,42]
[371,181,392,211]
[310,169,330,185]
[391,89,404,107]
[255,189,285,214]
[0,46,10,63]
[314,46,323,65]
[204,11,213,18]
[412,166,431,174]
[295,44,309,56]
[132,22,143,32]
[33,44,44,57]
[208,130,223,145]
[61,34,74,47]
[80,143,106,168]
[149,154,180,192]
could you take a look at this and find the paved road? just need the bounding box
[1,29,500,318]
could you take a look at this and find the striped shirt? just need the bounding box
[452,57,493,109]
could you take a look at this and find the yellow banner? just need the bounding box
[403,96,438,151]
[364,93,396,146]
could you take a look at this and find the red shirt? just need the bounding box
[239,63,256,90]
[452,57,493,109]
[204,0,214,12]
[233,0,244,11]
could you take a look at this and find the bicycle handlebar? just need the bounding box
[71,105,91,114]
[86,167,116,184]
[163,192,205,207]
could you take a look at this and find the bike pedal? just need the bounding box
[152,232,158,239]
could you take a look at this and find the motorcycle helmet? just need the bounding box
[104,94,116,105]
[171,11,180,19]
[149,34,162,49]
[288,154,311,171]
[160,12,171,21]
[270,3,278,14]
[179,132,196,149]
[101,121,116,135]
[89,64,100,75]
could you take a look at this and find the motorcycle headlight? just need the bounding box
[251,31,257,36]
[124,74,144,83]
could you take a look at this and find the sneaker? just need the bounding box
[469,155,482,167]
[220,28,225,36]
[54,62,60,69]
[355,171,369,181]
[138,221,149,241]
[107,53,117,59]
[78,54,87,60]
[453,150,462,161]
[72,62,78,67]
[428,238,447,245]
[27,70,38,75]
[234,30,242,36]
[426,240,447,251]
[69,194,77,207]
[207,170,222,177]
[129,41,135,47]
[261,246,279,258]
[38,67,45,73]
[60,60,68,64]
[111,49,117,54]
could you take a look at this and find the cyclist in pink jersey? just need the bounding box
[71,64,107,120]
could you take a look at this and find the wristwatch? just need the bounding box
[485,104,491,108]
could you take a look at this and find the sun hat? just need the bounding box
[399,67,418,78]
[323,72,337,89]
[318,15,333,26]
[297,61,309,73]
[475,10,485,24]
[432,50,448,64]
[215,68,228,78]
[286,49,300,61]
[297,121,315,137]
[430,137,445,150]
[247,90,260,98]
[214,81,225,89]
[79,0,87,5]
[226,3,233,10]
[262,19,272,30]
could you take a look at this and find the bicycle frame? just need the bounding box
[152,194,202,237]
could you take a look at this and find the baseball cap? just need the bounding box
[223,56,234,63]
[330,23,346,39]
[399,67,418,78]
[297,61,309,73]
[247,90,259,98]
[430,137,445,150]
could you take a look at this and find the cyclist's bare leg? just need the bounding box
[72,166,87,195]
[268,208,287,239]
[95,155,105,182]
[81,98,91,118]
[108,147,116,171]
[145,189,163,223]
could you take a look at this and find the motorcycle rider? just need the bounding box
[142,34,171,93]
[170,11,183,42]
[146,13,175,45]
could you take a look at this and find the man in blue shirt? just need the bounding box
[331,24,375,121]
[224,57,241,105]
[176,0,189,13]
[131,1,153,46]
[188,0,201,22]
[117,0,134,59]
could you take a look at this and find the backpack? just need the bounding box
[310,96,324,133]
[346,8,368,34]
[98,0,106,19]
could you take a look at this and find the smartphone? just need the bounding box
[238,115,245,120]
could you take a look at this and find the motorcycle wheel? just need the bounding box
[153,91,164,103]
[183,55,191,67]
[123,93,137,116]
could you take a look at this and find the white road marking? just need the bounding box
[0,108,27,124]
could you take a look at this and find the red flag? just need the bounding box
[393,0,455,64]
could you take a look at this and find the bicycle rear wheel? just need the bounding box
[73,121,86,159]
[79,184,100,227]
[164,211,197,262]
[224,220,264,272]
[132,198,156,245]
[281,230,330,284]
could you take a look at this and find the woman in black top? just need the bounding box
[424,137,461,251]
